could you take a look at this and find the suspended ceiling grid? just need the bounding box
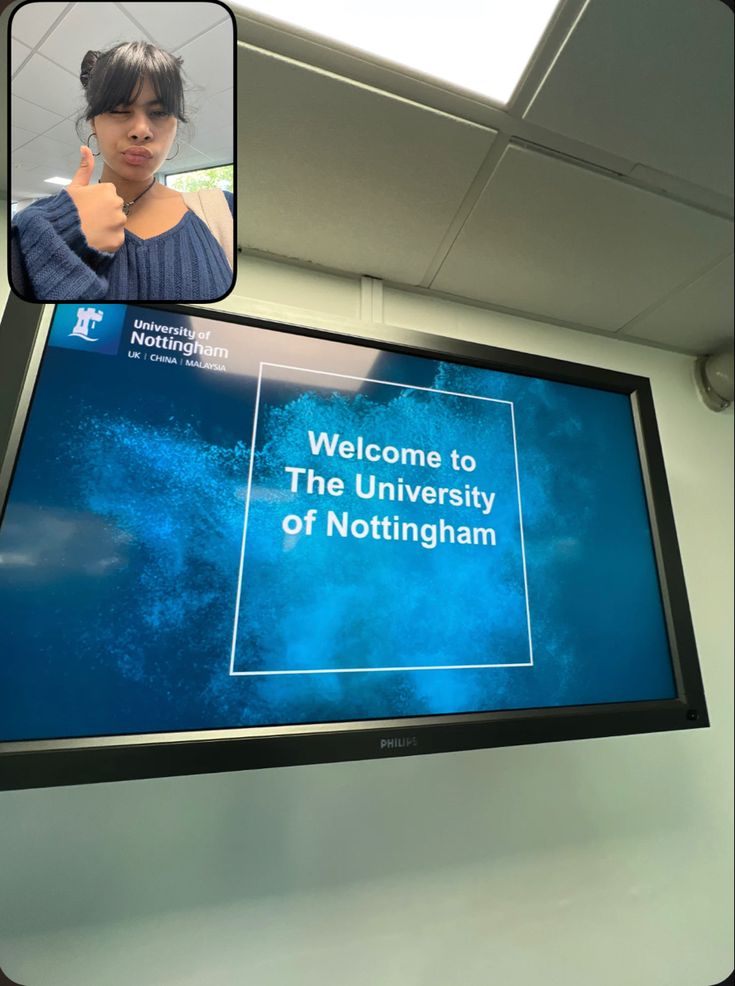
[235,0,734,356]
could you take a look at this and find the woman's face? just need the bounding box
[92,76,177,180]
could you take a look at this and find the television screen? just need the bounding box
[0,300,707,788]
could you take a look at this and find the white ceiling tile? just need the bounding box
[10,158,44,178]
[169,141,207,160]
[11,37,32,75]
[10,162,53,203]
[162,144,211,173]
[240,47,496,283]
[17,181,66,203]
[197,87,232,131]
[432,144,733,331]
[524,0,733,196]
[9,2,69,49]
[172,89,232,164]
[176,19,234,96]
[120,1,229,51]
[196,144,234,165]
[11,126,35,151]
[165,157,208,176]
[11,94,65,135]
[166,133,229,168]
[11,145,36,171]
[11,133,74,170]
[188,121,223,146]
[619,256,734,353]
[43,115,84,149]
[211,134,234,159]
[12,53,80,119]
[189,123,233,159]
[38,2,145,76]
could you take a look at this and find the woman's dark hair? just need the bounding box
[77,41,188,125]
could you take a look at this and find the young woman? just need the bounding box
[10,41,234,302]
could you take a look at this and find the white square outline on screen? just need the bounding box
[229,363,534,676]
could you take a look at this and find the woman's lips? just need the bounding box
[122,148,153,165]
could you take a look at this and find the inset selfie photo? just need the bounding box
[8,0,235,303]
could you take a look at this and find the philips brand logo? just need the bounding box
[48,304,126,356]
[379,736,419,752]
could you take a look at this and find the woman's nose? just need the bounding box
[128,113,153,141]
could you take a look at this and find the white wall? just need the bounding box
[0,254,732,986]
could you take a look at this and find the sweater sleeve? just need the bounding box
[9,223,33,300]
[11,191,116,301]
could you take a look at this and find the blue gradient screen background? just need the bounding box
[0,304,676,741]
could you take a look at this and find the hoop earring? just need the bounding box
[165,143,180,161]
[86,132,100,157]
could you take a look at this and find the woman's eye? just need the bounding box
[107,108,169,118]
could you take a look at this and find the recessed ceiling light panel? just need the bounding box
[235,0,561,105]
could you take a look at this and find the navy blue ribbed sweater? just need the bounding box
[10,189,234,302]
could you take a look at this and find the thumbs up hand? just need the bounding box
[69,144,96,188]
[64,146,127,253]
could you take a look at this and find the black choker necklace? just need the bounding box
[99,176,157,215]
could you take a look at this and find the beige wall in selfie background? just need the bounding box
[0,247,732,986]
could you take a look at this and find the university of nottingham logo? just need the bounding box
[69,306,104,342]
[48,304,126,356]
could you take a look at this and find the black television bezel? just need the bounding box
[0,296,709,790]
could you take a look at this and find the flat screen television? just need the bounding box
[0,296,708,789]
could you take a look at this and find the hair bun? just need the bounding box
[80,50,101,89]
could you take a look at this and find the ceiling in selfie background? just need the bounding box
[9,0,233,203]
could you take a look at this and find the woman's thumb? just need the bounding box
[70,145,95,186]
